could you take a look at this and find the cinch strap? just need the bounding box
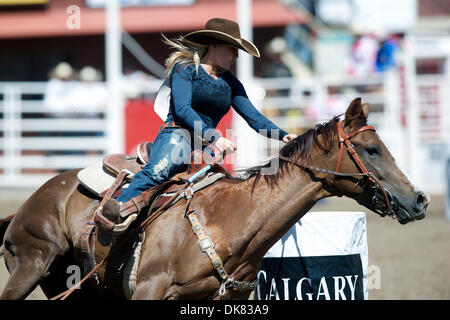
[184,197,256,298]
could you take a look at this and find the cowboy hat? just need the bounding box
[79,66,102,82]
[50,62,74,79]
[182,18,260,58]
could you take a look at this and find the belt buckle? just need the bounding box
[160,121,178,131]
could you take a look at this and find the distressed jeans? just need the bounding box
[116,127,193,203]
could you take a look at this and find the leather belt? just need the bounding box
[160,121,210,147]
[159,121,180,131]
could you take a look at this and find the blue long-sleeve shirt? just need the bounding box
[166,63,288,143]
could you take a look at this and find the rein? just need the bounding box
[279,120,394,217]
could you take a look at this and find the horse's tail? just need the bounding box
[0,214,14,257]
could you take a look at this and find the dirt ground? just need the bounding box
[314,194,450,300]
[0,187,448,300]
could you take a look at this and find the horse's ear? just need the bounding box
[344,97,362,125]
[361,103,370,119]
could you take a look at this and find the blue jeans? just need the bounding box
[117,127,193,202]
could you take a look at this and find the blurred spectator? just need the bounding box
[325,86,347,118]
[44,63,106,160]
[375,34,401,72]
[122,68,155,100]
[260,37,292,99]
[260,37,292,79]
[347,34,379,76]
[72,66,106,116]
[44,61,77,116]
[43,62,77,160]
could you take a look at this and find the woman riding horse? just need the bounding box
[0,97,429,300]
[103,18,297,223]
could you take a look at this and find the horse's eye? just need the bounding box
[366,147,379,156]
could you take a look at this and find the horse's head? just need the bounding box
[334,98,429,224]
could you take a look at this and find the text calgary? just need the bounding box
[257,272,360,300]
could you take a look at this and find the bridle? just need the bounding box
[279,120,397,219]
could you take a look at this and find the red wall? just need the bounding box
[124,99,234,172]
[124,99,163,155]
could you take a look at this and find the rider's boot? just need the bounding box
[97,188,154,233]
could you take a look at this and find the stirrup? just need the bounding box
[95,199,139,236]
[111,214,138,235]
[94,208,138,236]
[93,170,131,232]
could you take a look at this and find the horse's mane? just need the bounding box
[240,110,370,190]
[240,115,346,190]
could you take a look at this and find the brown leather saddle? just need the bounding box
[101,142,152,186]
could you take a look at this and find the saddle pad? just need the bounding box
[77,161,122,196]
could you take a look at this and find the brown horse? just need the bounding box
[0,98,429,300]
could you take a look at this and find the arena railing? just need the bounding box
[0,72,447,194]
[0,82,111,187]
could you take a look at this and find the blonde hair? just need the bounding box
[162,34,209,76]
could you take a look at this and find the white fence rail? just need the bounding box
[0,82,110,187]
[0,72,448,194]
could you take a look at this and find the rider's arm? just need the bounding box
[227,73,288,140]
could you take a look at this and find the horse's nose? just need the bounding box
[413,191,429,214]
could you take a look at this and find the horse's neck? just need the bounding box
[243,164,329,261]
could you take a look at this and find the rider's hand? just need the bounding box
[214,137,237,156]
[283,133,297,143]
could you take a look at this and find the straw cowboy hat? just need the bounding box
[50,62,74,79]
[79,66,102,82]
[182,18,260,57]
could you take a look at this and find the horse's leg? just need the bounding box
[0,193,69,300]
[1,233,67,300]
[132,273,171,300]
